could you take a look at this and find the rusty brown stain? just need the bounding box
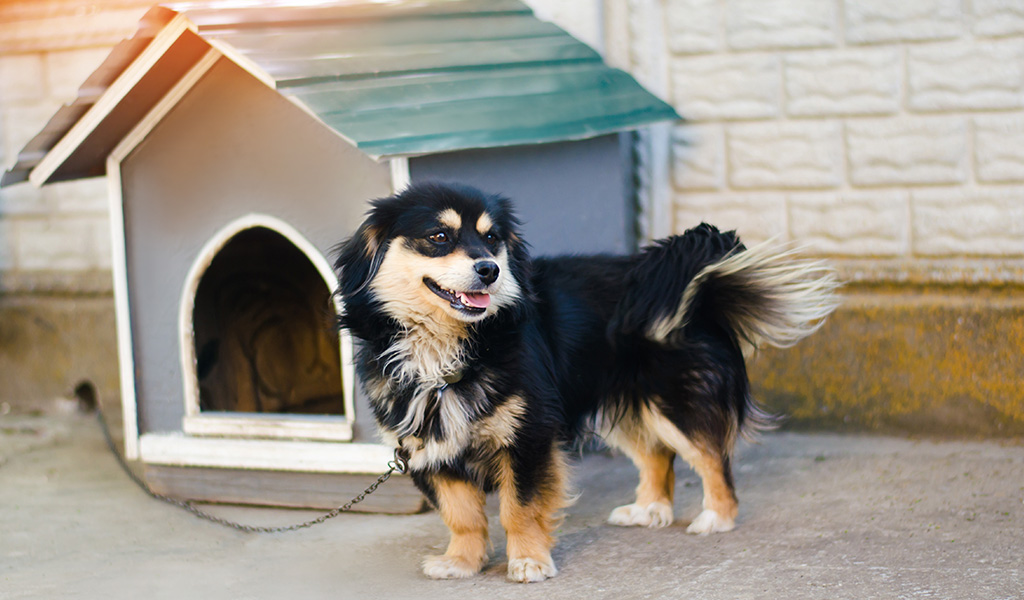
[749,283,1024,437]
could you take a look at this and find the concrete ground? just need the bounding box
[1,412,1022,600]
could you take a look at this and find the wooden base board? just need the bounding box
[144,464,429,514]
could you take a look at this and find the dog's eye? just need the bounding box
[484,232,498,245]
[428,231,449,244]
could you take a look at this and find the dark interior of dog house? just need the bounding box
[191,226,344,416]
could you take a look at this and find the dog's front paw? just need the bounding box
[507,557,557,583]
[607,501,674,528]
[422,555,482,579]
[686,509,735,535]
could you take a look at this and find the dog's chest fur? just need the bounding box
[363,327,520,471]
[379,321,468,387]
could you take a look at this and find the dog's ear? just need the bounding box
[334,218,388,299]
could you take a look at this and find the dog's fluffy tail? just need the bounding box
[654,240,839,351]
[610,223,841,351]
[608,224,838,438]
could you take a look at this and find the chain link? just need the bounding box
[95,407,408,533]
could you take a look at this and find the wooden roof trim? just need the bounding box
[28,12,198,187]
[103,46,220,459]
[176,0,530,31]
[205,37,276,88]
[108,46,222,165]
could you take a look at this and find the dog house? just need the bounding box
[3,0,678,510]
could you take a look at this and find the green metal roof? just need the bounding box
[3,0,679,186]
[188,0,679,158]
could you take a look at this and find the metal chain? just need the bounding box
[95,407,408,534]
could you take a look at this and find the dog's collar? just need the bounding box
[436,369,464,398]
[441,370,464,385]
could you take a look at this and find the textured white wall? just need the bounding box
[3,0,1023,289]
[0,2,149,290]
[605,0,1024,266]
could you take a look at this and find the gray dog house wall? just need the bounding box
[2,0,678,511]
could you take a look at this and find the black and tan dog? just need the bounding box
[335,182,838,582]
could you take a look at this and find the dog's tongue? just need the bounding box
[459,291,491,309]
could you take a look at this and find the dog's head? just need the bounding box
[336,182,529,326]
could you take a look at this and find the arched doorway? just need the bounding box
[179,215,354,441]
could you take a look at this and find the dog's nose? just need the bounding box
[475,261,500,286]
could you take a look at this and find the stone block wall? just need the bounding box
[592,0,1024,435]
[0,1,150,409]
[2,0,1023,431]
[0,1,150,293]
[5,1,1024,289]
[610,0,1024,266]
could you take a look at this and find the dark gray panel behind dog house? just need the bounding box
[408,133,636,256]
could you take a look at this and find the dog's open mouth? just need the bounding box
[424,278,490,314]
[421,276,489,313]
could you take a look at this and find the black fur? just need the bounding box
[333,182,831,580]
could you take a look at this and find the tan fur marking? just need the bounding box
[639,405,738,520]
[365,376,391,403]
[688,453,737,519]
[370,238,470,384]
[371,238,475,329]
[476,212,494,235]
[362,224,382,258]
[371,238,520,329]
[437,208,462,231]
[496,445,569,582]
[475,395,526,450]
[635,448,676,506]
[430,476,488,574]
[603,416,676,507]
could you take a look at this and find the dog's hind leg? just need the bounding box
[422,476,489,579]
[603,416,677,528]
[639,405,739,535]
[680,449,738,535]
